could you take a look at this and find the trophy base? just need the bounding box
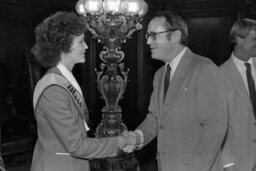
[90,153,139,171]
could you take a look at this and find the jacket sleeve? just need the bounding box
[222,139,236,167]
[221,73,236,168]
[39,85,119,159]
[189,64,228,171]
[136,70,160,146]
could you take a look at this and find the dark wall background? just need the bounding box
[0,0,255,166]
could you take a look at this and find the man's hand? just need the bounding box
[120,131,142,153]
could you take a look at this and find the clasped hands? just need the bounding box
[119,131,142,153]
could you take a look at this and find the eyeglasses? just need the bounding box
[145,29,177,41]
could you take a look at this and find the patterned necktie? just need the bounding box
[245,62,256,118]
[164,64,171,100]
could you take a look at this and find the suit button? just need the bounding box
[160,125,165,129]
[254,123,256,126]
[253,139,256,142]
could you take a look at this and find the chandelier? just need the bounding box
[76,0,148,62]
[76,0,148,170]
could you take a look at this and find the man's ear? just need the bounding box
[236,36,243,44]
[171,30,182,43]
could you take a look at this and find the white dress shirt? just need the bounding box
[166,47,187,83]
[232,53,256,94]
[57,63,83,96]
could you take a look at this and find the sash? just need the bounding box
[33,73,90,131]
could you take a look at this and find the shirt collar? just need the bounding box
[167,47,187,73]
[231,53,255,70]
[57,63,83,95]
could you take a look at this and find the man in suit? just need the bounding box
[221,18,256,171]
[124,10,228,171]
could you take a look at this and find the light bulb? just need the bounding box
[76,0,86,15]
[121,0,142,15]
[84,0,103,14]
[138,0,148,17]
[103,0,122,13]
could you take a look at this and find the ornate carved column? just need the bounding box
[247,0,256,16]
[76,0,148,170]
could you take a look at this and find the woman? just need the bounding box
[30,11,127,171]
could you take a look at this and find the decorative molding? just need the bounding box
[247,0,256,16]
[179,7,241,18]
[162,0,235,2]
[0,3,47,23]
[0,1,75,23]
[0,0,75,7]
[161,0,240,12]
[163,0,209,2]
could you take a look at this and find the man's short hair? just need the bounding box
[154,10,189,46]
[230,18,256,44]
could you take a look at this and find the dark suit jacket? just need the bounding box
[137,48,228,171]
[221,57,256,171]
[31,67,120,171]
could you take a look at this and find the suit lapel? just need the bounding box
[163,49,192,106]
[157,67,166,116]
[225,58,252,109]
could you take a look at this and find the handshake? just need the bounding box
[118,130,143,153]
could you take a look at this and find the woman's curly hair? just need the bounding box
[31,11,87,69]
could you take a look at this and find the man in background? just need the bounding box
[221,18,256,171]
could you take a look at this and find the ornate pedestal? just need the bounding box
[90,62,139,170]
[90,153,139,171]
[75,0,148,170]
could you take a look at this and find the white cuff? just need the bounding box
[56,152,70,155]
[223,162,235,168]
[83,121,90,131]
[134,129,144,149]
